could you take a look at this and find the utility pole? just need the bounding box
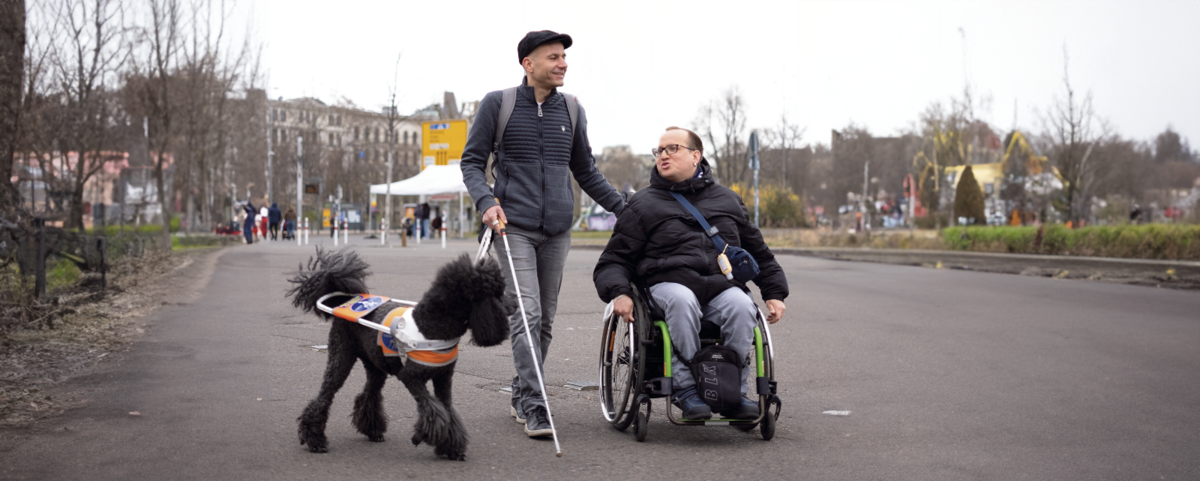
[862,160,870,231]
[749,130,761,227]
[385,151,393,245]
[296,136,303,241]
[266,103,273,203]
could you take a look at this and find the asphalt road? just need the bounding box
[2,234,1198,480]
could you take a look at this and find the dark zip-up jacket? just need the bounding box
[593,160,789,305]
[461,78,624,235]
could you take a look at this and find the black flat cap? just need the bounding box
[518,30,572,64]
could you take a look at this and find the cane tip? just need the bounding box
[556,451,563,458]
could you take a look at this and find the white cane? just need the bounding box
[492,212,563,457]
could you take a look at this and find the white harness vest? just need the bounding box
[316,293,460,365]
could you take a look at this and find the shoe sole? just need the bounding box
[524,425,553,437]
[511,406,525,424]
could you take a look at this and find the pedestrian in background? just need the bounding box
[284,206,297,239]
[268,202,282,241]
[259,204,269,241]
[241,200,256,244]
[418,202,431,239]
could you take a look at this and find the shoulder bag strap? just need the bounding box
[670,192,728,252]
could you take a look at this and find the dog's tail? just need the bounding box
[286,247,371,316]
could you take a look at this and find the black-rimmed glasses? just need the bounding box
[651,144,697,157]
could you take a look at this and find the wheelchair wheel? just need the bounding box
[760,406,776,440]
[599,297,646,432]
[634,411,649,442]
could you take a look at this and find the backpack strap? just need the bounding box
[489,87,519,182]
[492,87,519,154]
[670,192,729,253]
[561,92,579,137]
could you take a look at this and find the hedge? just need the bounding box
[943,224,1200,261]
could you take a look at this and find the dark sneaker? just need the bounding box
[672,389,713,420]
[510,405,525,424]
[720,397,760,420]
[524,408,553,438]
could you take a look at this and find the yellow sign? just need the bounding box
[421,120,468,170]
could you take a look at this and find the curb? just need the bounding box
[570,243,1200,288]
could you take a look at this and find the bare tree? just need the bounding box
[174,0,253,231]
[1041,48,1107,223]
[129,0,182,234]
[596,145,650,193]
[693,86,749,186]
[44,0,131,229]
[762,113,805,189]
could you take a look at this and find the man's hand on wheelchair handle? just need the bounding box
[765,299,786,324]
[614,295,635,323]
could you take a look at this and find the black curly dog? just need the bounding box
[286,248,512,460]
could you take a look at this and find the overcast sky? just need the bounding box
[239,0,1200,154]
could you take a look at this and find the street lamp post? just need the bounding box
[296,136,303,246]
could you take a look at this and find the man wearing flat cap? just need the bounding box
[461,30,625,438]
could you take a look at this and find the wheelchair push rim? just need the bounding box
[598,292,648,431]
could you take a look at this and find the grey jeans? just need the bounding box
[492,225,571,416]
[648,282,757,395]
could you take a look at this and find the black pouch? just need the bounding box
[689,344,744,412]
[725,245,760,283]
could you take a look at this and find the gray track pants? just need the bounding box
[493,225,570,417]
[648,282,757,395]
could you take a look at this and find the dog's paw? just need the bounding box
[299,432,328,453]
[435,445,466,461]
[369,434,385,443]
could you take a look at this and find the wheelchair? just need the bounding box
[598,283,781,442]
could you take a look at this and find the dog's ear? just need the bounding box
[473,256,508,300]
[467,296,510,347]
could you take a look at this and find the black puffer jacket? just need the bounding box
[593,160,788,305]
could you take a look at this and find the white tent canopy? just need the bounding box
[369,165,469,196]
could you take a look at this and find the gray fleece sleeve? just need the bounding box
[460,91,502,214]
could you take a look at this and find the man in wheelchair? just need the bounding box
[594,127,788,420]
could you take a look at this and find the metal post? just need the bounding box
[862,161,870,232]
[266,104,273,204]
[97,237,107,291]
[297,136,304,245]
[385,151,393,246]
[34,218,46,299]
[749,130,761,227]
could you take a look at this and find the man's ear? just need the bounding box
[522,57,533,74]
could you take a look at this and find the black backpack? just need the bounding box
[690,344,744,412]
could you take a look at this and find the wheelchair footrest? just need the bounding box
[644,377,672,397]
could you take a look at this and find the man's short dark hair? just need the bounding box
[666,126,704,153]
